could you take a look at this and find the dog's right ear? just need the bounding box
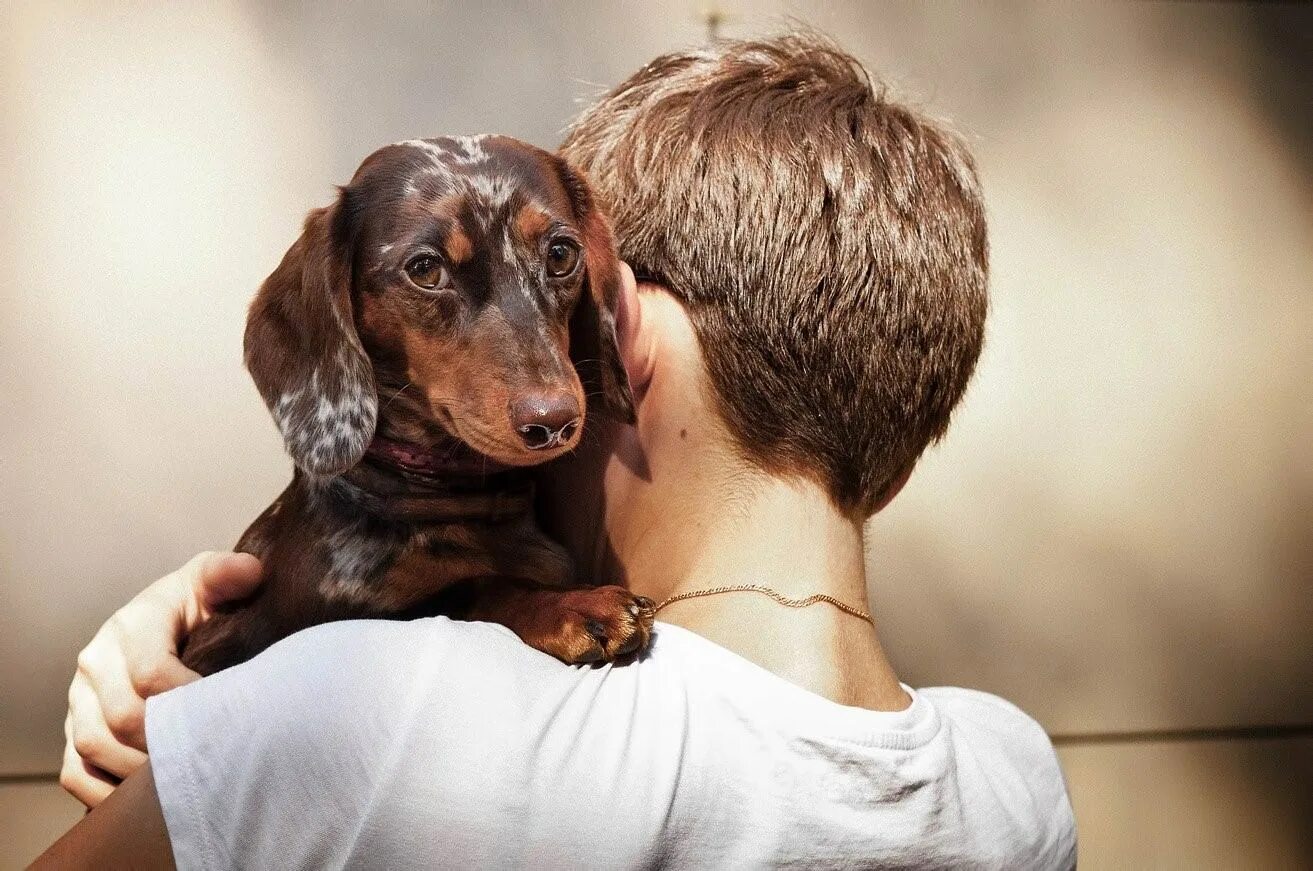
[244,196,378,477]
[551,157,636,425]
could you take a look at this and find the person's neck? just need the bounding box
[620,471,908,712]
[602,306,909,711]
[620,465,870,620]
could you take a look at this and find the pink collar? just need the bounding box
[365,435,512,478]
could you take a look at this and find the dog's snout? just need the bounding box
[511,392,581,450]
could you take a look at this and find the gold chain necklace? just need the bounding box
[654,583,873,625]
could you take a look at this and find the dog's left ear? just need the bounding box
[554,158,636,424]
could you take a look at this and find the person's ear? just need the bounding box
[243,193,378,477]
[613,262,657,397]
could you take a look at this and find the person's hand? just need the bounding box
[61,551,262,807]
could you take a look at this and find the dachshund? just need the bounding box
[180,136,654,675]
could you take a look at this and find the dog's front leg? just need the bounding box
[442,577,655,664]
[428,516,654,662]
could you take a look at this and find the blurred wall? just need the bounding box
[2,1,1311,867]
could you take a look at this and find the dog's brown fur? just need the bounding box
[181,136,653,675]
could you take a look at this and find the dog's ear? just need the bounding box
[244,195,377,476]
[555,159,636,424]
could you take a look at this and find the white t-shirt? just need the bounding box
[145,617,1076,870]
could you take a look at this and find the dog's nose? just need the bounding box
[511,392,581,450]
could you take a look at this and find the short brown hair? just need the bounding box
[560,33,988,516]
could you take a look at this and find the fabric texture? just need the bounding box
[146,617,1076,870]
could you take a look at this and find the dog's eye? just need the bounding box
[545,240,581,278]
[404,255,451,290]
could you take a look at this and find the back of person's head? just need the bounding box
[560,32,988,517]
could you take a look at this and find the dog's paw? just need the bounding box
[531,586,655,664]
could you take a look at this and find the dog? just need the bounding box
[180,136,654,675]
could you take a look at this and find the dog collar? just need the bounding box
[365,435,513,479]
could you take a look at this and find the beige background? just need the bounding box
[2,1,1311,867]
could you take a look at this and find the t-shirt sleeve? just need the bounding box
[920,687,1078,870]
[144,618,497,870]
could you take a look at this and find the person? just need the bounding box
[44,34,1076,869]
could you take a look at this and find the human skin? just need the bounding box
[42,265,909,866]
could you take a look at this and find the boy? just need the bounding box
[51,34,1075,868]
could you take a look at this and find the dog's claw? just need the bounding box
[515,586,655,665]
[526,587,656,664]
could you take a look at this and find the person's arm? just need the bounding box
[81,616,514,868]
[51,553,538,867]
[61,551,263,806]
[34,764,174,869]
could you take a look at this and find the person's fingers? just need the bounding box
[59,551,258,808]
[182,551,263,623]
[76,632,150,751]
[121,626,200,698]
[67,671,148,779]
[104,554,235,698]
[61,711,116,808]
[109,584,203,698]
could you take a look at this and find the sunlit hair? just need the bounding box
[561,33,988,516]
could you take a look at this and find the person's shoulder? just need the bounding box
[916,685,1063,780]
[917,686,1077,868]
[163,615,571,734]
[267,614,536,667]
[247,615,567,700]
[147,618,598,868]
[919,686,1053,743]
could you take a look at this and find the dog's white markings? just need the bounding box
[448,135,491,166]
[395,138,448,162]
[318,514,395,606]
[273,363,377,477]
[469,173,514,212]
[502,226,520,267]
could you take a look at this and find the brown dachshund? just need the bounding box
[181,136,654,675]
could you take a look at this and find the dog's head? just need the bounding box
[244,136,635,477]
